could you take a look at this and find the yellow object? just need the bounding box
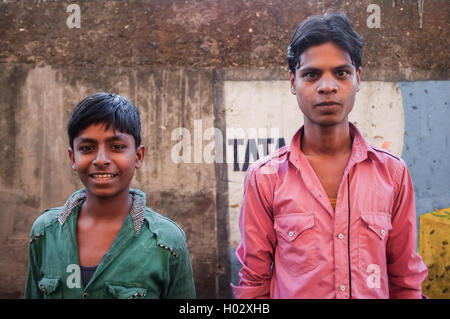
[329,198,336,210]
[419,208,450,299]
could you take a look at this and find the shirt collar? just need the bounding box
[57,189,146,235]
[288,122,382,166]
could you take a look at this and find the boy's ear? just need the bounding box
[68,147,77,171]
[135,145,145,169]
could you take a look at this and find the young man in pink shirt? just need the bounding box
[232,12,428,299]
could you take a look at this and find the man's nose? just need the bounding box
[93,147,111,166]
[317,75,338,94]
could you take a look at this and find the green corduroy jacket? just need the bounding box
[25,188,196,299]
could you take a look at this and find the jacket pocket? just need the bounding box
[358,212,392,272]
[274,213,318,275]
[38,277,62,299]
[106,282,148,299]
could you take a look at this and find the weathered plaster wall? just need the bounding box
[398,81,450,217]
[0,0,448,80]
[0,64,218,298]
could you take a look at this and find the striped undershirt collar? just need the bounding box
[57,191,146,234]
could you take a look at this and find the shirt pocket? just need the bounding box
[38,277,62,299]
[273,213,318,276]
[105,282,148,299]
[358,212,392,272]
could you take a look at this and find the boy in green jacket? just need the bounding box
[25,92,196,299]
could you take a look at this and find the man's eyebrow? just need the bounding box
[298,66,321,72]
[333,64,354,70]
[298,64,354,72]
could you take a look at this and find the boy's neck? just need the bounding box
[81,188,133,221]
[301,121,352,156]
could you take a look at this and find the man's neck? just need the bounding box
[301,121,352,156]
[82,189,132,222]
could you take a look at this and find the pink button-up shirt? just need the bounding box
[232,123,428,299]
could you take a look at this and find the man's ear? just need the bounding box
[356,67,362,92]
[135,145,145,169]
[68,147,77,171]
[289,70,296,95]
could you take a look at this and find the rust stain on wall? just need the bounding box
[0,0,448,80]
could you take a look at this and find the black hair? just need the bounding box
[287,12,363,75]
[67,92,141,149]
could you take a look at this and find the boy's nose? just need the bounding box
[93,148,111,166]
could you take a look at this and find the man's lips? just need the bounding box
[315,101,341,107]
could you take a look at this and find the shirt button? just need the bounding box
[340,285,346,291]
[288,231,294,237]
[381,229,386,236]
[338,233,344,239]
[81,292,88,299]
[39,284,47,294]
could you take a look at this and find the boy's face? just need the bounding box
[289,41,361,128]
[68,123,144,199]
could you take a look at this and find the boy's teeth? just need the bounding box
[93,174,114,178]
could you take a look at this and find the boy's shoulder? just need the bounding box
[29,207,62,239]
[143,207,188,257]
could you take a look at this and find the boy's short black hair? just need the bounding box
[67,92,141,149]
[287,12,363,75]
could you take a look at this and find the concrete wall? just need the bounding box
[0,64,219,298]
[0,0,449,298]
[399,81,450,218]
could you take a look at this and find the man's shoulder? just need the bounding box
[143,208,188,257]
[249,145,290,173]
[370,145,401,161]
[369,145,406,168]
[368,146,409,187]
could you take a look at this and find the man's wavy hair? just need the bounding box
[287,12,363,75]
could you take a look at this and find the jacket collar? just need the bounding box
[57,188,147,235]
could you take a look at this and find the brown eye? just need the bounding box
[111,144,126,151]
[79,145,93,152]
[304,72,318,79]
[336,70,350,78]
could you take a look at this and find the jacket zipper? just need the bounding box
[347,174,352,299]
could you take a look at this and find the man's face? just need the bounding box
[68,123,144,199]
[289,41,361,127]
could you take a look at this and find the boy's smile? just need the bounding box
[89,172,118,184]
[289,41,361,128]
[68,123,144,199]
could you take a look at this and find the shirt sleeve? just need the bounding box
[24,235,44,299]
[165,237,196,299]
[231,164,277,299]
[386,161,428,299]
